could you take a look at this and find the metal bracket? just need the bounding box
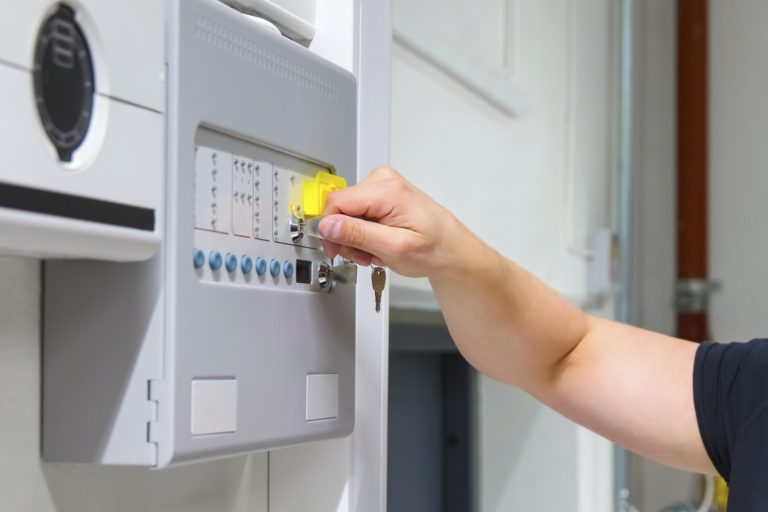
[675,279,722,313]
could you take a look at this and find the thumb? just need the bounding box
[319,214,399,258]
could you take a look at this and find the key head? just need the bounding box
[371,267,386,293]
[372,267,386,313]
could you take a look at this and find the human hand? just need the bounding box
[318,166,473,278]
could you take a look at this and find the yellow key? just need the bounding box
[302,171,347,218]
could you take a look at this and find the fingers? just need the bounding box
[319,214,412,261]
[319,166,416,269]
[323,168,409,220]
[338,246,374,266]
[321,239,341,259]
[323,182,397,220]
[322,230,378,266]
[364,165,402,183]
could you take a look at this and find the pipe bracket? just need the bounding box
[675,278,722,313]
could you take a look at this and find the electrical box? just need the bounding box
[42,0,356,466]
[0,1,164,260]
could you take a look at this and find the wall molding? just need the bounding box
[393,19,529,116]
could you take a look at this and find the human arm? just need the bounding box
[319,166,714,474]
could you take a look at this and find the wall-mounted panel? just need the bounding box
[42,0,357,467]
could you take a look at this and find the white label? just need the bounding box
[232,155,254,237]
[191,379,238,435]
[194,146,232,234]
[306,374,339,421]
[253,160,272,241]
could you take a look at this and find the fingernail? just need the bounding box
[321,217,342,241]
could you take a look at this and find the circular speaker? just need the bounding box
[33,4,95,163]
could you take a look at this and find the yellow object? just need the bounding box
[714,475,728,510]
[301,171,347,218]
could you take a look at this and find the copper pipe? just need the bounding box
[677,312,709,343]
[676,0,710,342]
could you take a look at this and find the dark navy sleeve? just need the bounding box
[694,339,768,509]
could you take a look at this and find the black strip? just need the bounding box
[0,182,155,231]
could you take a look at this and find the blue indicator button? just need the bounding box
[255,257,267,276]
[224,253,238,273]
[208,251,223,271]
[193,249,206,269]
[241,255,254,274]
[283,260,294,279]
[269,259,281,278]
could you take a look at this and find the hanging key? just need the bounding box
[372,267,386,313]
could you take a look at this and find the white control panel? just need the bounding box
[43,0,356,467]
[192,129,330,293]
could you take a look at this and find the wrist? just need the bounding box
[428,216,505,285]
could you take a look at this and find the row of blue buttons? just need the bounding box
[193,249,294,279]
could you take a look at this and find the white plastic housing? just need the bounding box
[0,0,164,260]
[223,0,316,42]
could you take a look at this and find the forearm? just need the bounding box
[426,220,712,473]
[428,223,591,389]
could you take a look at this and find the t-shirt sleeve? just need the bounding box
[693,339,768,481]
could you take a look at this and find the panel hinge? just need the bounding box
[147,379,162,464]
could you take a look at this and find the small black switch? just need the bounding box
[296,259,312,284]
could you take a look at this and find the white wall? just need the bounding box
[477,384,579,511]
[391,0,614,307]
[390,0,615,510]
[709,0,768,342]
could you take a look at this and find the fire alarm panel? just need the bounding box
[42,0,356,466]
[0,1,164,260]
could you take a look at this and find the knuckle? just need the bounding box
[390,237,413,257]
[324,189,342,208]
[344,221,367,248]
[391,178,410,195]
[371,165,399,179]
